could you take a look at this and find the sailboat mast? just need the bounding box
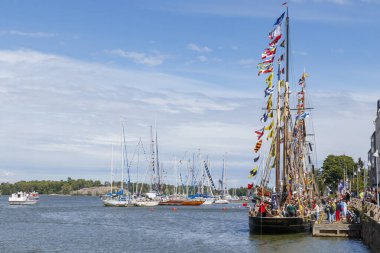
[150,125,155,192]
[283,7,290,190]
[275,64,281,193]
[111,144,114,194]
[155,127,160,193]
[120,122,124,191]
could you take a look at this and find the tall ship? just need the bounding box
[248,5,319,234]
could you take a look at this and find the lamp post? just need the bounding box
[373,150,379,206]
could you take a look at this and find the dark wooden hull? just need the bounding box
[249,216,312,234]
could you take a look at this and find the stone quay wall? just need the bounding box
[351,199,380,253]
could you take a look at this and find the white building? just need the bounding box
[368,99,380,188]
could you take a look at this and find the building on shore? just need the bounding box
[368,99,380,189]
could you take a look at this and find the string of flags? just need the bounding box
[250,11,286,179]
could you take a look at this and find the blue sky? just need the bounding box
[0,0,379,187]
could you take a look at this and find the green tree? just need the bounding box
[61,183,72,195]
[321,155,355,191]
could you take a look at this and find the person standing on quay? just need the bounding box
[336,200,341,222]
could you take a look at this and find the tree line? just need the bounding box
[0,177,102,195]
[0,177,248,196]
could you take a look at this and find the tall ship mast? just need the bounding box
[248,5,318,234]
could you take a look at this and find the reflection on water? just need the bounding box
[0,196,370,253]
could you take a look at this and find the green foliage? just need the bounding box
[0,178,104,195]
[320,155,366,193]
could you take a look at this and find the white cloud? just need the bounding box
[187,43,212,53]
[109,49,167,66]
[0,49,375,187]
[0,49,255,184]
[197,55,208,62]
[0,30,55,38]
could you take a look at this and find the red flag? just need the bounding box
[255,129,264,140]
[248,183,253,189]
[269,34,282,47]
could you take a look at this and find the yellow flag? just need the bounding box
[268,111,274,118]
[267,80,273,89]
[265,121,274,131]
[279,80,285,87]
[271,145,276,157]
[267,129,274,140]
[266,73,274,84]
[303,72,310,78]
[267,95,273,112]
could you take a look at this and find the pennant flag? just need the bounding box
[248,166,258,178]
[268,111,274,119]
[261,47,276,59]
[308,142,313,151]
[258,67,273,76]
[279,80,285,87]
[282,2,288,6]
[302,72,310,79]
[269,34,282,47]
[265,73,274,83]
[281,68,285,74]
[257,62,273,69]
[254,140,263,153]
[269,25,282,40]
[278,54,284,63]
[280,40,285,48]
[265,120,274,131]
[260,112,269,123]
[255,128,264,140]
[271,145,276,157]
[295,112,310,121]
[247,183,254,189]
[264,87,274,97]
[262,57,275,64]
[274,12,285,26]
[254,155,260,162]
[266,95,273,111]
[267,129,274,140]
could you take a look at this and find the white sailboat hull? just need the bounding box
[201,198,215,205]
[102,199,133,207]
[214,199,229,204]
[134,200,160,207]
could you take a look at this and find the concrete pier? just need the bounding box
[312,223,361,237]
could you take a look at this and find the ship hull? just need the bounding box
[159,199,184,206]
[181,200,205,206]
[249,216,312,234]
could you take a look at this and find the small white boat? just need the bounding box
[9,192,39,205]
[202,198,215,205]
[214,198,229,204]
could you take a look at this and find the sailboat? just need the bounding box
[102,122,134,207]
[248,6,318,234]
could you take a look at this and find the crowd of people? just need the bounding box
[249,188,364,224]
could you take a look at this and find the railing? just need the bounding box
[350,198,380,223]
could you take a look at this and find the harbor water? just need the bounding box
[0,196,370,252]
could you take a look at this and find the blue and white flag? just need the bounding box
[264,87,274,97]
[260,112,269,123]
[295,112,310,121]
